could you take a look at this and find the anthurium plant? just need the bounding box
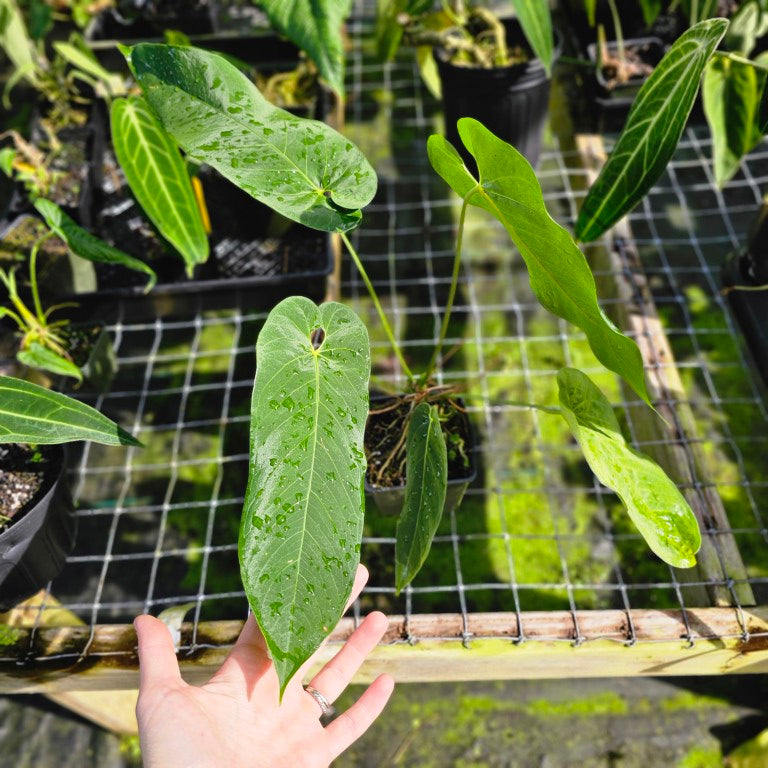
[376,0,554,96]
[126,41,702,694]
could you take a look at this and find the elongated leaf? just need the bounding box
[395,402,447,594]
[0,0,37,85]
[239,297,370,694]
[428,118,650,405]
[17,341,82,382]
[254,0,352,99]
[584,0,596,26]
[757,51,768,135]
[703,55,760,186]
[575,19,729,243]
[111,95,208,278]
[53,38,126,98]
[34,199,157,292]
[0,374,140,445]
[510,0,553,76]
[557,368,700,568]
[724,0,760,57]
[127,44,377,234]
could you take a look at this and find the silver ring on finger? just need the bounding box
[304,684,334,717]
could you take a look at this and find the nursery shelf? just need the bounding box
[2,7,768,732]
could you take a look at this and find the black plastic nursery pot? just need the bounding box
[723,204,768,388]
[87,0,216,42]
[5,106,105,231]
[364,393,477,518]
[586,37,665,131]
[0,444,75,611]
[434,17,560,170]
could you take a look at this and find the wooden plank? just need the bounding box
[1,608,767,692]
[0,592,139,734]
[573,134,754,607]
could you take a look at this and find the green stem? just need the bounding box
[339,231,414,383]
[29,231,54,324]
[718,50,768,72]
[606,0,624,61]
[419,192,472,388]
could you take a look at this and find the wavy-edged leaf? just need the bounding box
[557,368,700,568]
[428,118,650,406]
[17,341,82,382]
[127,44,377,234]
[111,95,208,277]
[395,402,447,595]
[575,19,729,243]
[239,297,370,695]
[254,0,352,99]
[510,0,553,76]
[34,199,157,292]
[0,374,140,445]
[703,55,761,187]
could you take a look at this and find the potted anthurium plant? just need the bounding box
[0,374,139,609]
[0,196,156,389]
[125,41,703,695]
[376,0,556,167]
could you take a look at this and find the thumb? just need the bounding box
[134,614,183,691]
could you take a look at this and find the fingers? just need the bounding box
[134,615,182,690]
[290,563,371,688]
[324,674,395,761]
[305,611,389,705]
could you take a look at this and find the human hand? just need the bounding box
[134,564,394,768]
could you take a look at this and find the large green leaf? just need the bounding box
[557,368,701,568]
[575,19,729,243]
[395,402,447,595]
[110,95,208,278]
[253,0,352,99]
[428,118,650,406]
[703,55,761,187]
[0,374,140,445]
[127,44,377,234]
[17,341,82,382]
[510,0,553,76]
[34,199,157,292]
[239,297,370,695]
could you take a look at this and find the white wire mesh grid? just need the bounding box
[2,13,768,663]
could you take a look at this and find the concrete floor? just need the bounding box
[2,675,767,767]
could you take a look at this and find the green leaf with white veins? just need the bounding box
[557,368,700,568]
[127,44,377,233]
[254,0,352,100]
[428,118,651,406]
[239,297,370,695]
[703,55,762,187]
[111,95,208,277]
[395,402,447,595]
[0,374,140,445]
[575,19,729,242]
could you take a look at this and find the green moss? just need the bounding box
[661,691,730,712]
[676,744,723,768]
[526,691,628,717]
[0,624,21,646]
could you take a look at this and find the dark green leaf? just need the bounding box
[17,341,82,382]
[703,55,760,186]
[0,374,140,445]
[239,297,370,695]
[509,0,553,75]
[110,95,208,277]
[127,44,377,234]
[253,0,352,99]
[395,402,447,595]
[557,368,701,568]
[754,51,768,135]
[575,19,729,243]
[637,0,662,28]
[428,118,651,406]
[34,199,157,292]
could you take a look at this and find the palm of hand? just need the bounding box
[135,566,393,768]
